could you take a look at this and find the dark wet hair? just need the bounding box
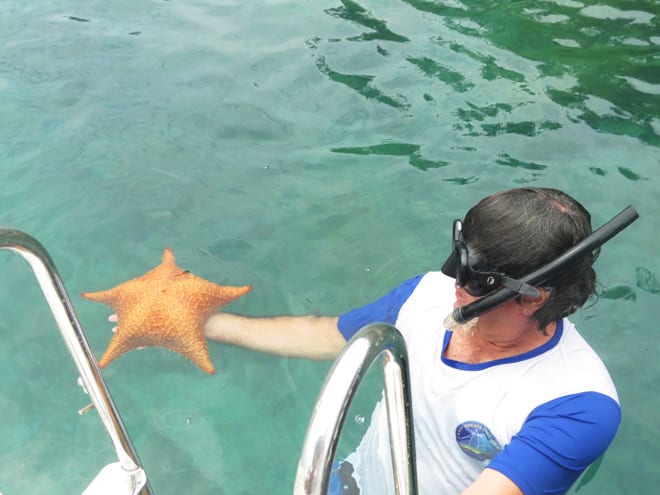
[462,187,598,332]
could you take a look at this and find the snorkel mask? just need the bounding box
[441,219,540,298]
[442,205,639,331]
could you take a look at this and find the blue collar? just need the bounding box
[441,319,564,371]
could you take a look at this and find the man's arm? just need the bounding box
[204,312,346,360]
[206,275,423,360]
[461,469,523,495]
[479,392,621,495]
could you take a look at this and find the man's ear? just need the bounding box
[518,288,551,316]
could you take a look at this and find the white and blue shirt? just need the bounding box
[336,272,620,495]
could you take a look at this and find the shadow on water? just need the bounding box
[331,142,448,170]
[636,267,660,295]
[315,56,410,110]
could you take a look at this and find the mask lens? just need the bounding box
[452,220,468,286]
[451,220,500,297]
[455,243,469,287]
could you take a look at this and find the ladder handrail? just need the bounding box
[294,323,418,495]
[0,228,152,495]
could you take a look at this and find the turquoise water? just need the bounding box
[0,0,658,493]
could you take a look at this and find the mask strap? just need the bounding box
[499,276,540,297]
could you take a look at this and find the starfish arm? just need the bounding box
[208,284,253,308]
[82,276,157,307]
[97,319,142,368]
[173,276,252,314]
[161,327,215,374]
[81,287,124,306]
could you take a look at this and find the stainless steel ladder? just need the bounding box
[294,323,419,495]
[1,227,417,494]
[0,228,152,495]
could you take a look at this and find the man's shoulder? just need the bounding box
[399,271,455,310]
[518,319,619,403]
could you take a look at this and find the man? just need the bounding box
[205,187,625,494]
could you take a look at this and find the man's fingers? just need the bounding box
[108,314,119,332]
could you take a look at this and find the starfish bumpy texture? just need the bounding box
[82,248,251,374]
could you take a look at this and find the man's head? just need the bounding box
[457,187,597,331]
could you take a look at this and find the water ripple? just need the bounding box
[324,0,409,43]
[331,142,448,171]
[636,267,660,295]
[406,56,474,92]
[399,0,660,146]
[496,153,547,170]
[315,56,410,109]
[580,5,655,24]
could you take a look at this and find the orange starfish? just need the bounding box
[82,248,251,374]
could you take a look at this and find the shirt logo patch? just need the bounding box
[455,421,502,461]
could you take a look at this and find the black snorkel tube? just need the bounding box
[452,205,639,324]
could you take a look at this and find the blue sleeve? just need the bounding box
[337,275,424,341]
[488,392,621,495]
